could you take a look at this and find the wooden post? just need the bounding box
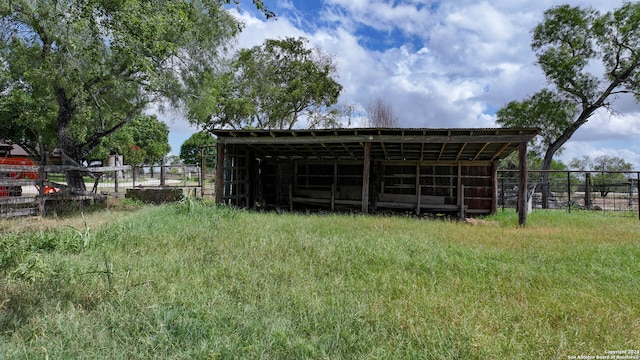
[132,166,137,188]
[459,184,465,219]
[457,162,462,218]
[585,173,591,209]
[183,164,187,187]
[518,142,528,226]
[215,142,225,204]
[637,172,639,221]
[159,157,165,187]
[361,142,371,214]
[567,171,571,213]
[289,183,293,212]
[416,162,421,215]
[38,162,46,216]
[331,183,336,211]
[491,161,498,215]
[200,147,206,198]
[114,154,120,194]
[332,161,337,211]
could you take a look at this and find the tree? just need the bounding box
[497,90,577,158]
[496,3,640,206]
[0,0,269,192]
[187,37,343,130]
[0,60,57,159]
[366,97,399,128]
[569,155,632,196]
[89,115,171,166]
[180,131,217,166]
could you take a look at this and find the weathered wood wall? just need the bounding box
[220,156,499,217]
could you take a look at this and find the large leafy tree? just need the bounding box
[187,37,344,130]
[496,2,640,206]
[0,0,270,192]
[497,90,578,159]
[180,131,217,166]
[0,61,57,158]
[89,114,171,166]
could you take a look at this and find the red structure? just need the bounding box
[0,146,58,196]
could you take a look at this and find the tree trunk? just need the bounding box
[540,152,554,209]
[56,88,87,193]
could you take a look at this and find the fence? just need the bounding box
[0,162,203,218]
[4,162,638,219]
[498,170,640,219]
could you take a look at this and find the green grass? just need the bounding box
[1,203,639,359]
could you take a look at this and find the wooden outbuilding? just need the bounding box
[211,128,539,225]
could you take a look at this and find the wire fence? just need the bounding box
[498,170,640,218]
[1,163,205,218]
[3,161,639,220]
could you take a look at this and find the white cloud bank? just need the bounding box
[162,0,640,169]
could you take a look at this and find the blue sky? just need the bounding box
[160,0,640,169]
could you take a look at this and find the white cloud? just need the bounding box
[161,0,640,169]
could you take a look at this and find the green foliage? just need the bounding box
[570,155,633,173]
[0,0,244,189]
[89,115,170,165]
[0,63,57,157]
[497,2,640,173]
[496,89,577,157]
[179,131,217,165]
[569,155,633,196]
[186,37,344,130]
[1,206,639,358]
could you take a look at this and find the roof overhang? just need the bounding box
[212,128,540,162]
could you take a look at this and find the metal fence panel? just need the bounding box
[498,170,639,218]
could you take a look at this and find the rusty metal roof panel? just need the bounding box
[213,128,539,162]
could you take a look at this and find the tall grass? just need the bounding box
[1,203,639,359]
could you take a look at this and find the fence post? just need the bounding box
[585,173,591,209]
[567,171,571,213]
[200,147,206,198]
[38,162,45,216]
[500,177,505,211]
[637,172,639,221]
[160,157,166,187]
[114,155,119,194]
[517,142,528,226]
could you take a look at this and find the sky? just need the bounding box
[159,0,640,169]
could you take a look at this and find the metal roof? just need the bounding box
[212,127,540,162]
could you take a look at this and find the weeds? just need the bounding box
[66,212,92,249]
[1,206,638,358]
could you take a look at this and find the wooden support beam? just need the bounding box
[416,162,421,215]
[215,142,225,204]
[362,142,372,213]
[332,161,337,211]
[518,142,528,226]
[473,143,490,161]
[459,184,466,219]
[637,172,640,221]
[491,143,512,161]
[491,161,498,214]
[456,143,468,161]
[457,162,463,219]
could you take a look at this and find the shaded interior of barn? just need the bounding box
[211,128,539,217]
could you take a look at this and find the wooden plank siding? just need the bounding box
[212,128,539,224]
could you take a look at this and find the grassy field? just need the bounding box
[1,201,639,359]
